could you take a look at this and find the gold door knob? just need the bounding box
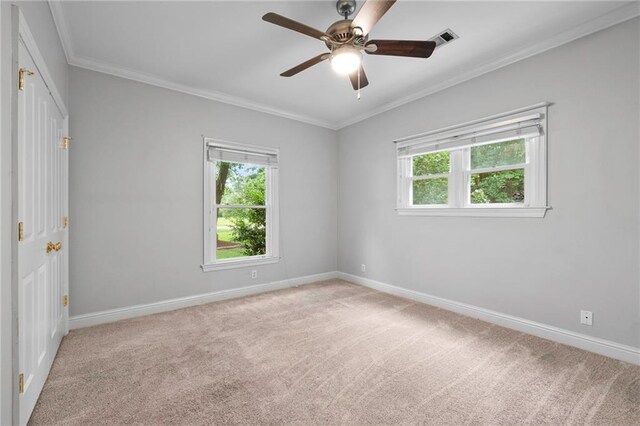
[46,242,62,253]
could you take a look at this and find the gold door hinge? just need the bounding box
[63,216,68,228]
[62,137,72,150]
[18,68,33,91]
[18,222,24,241]
[18,373,24,394]
[62,295,68,307]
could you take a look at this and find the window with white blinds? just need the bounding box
[207,145,278,166]
[202,139,280,271]
[396,104,549,218]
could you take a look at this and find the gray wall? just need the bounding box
[337,18,640,348]
[68,18,639,349]
[16,0,68,105]
[0,5,15,424]
[69,67,338,316]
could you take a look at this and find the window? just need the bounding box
[202,139,279,271]
[397,104,548,217]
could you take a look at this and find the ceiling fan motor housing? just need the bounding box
[324,19,367,50]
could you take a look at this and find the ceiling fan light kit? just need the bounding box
[262,0,437,96]
[330,45,362,75]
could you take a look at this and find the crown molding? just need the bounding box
[67,54,338,129]
[48,0,638,131]
[335,2,640,129]
[47,0,337,130]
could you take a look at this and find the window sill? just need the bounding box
[201,257,280,272]
[396,206,550,218]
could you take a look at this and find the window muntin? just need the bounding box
[203,139,279,270]
[396,104,548,217]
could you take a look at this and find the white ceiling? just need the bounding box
[50,1,637,129]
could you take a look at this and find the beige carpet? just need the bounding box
[30,280,640,425]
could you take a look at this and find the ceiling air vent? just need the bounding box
[430,28,459,48]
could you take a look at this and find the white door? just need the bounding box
[17,39,68,426]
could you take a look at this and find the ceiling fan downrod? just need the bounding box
[336,0,361,99]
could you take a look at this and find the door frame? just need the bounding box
[1,7,69,425]
[0,5,19,425]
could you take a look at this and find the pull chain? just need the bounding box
[357,66,361,100]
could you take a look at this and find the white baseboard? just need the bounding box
[338,272,640,365]
[69,271,339,330]
[70,270,639,365]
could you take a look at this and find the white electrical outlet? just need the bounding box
[251,270,257,279]
[361,264,366,272]
[580,310,593,326]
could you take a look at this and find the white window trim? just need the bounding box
[202,138,280,271]
[396,103,550,218]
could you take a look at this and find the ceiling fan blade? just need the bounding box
[366,40,436,58]
[348,65,369,90]
[350,0,396,36]
[262,12,328,40]
[280,54,329,77]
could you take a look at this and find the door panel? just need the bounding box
[18,38,67,426]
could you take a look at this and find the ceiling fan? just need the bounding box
[262,0,437,94]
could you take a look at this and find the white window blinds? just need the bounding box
[397,104,547,158]
[207,144,278,166]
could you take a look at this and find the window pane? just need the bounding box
[471,139,525,169]
[470,169,524,204]
[413,178,448,205]
[216,208,266,260]
[413,151,450,176]
[215,161,266,206]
